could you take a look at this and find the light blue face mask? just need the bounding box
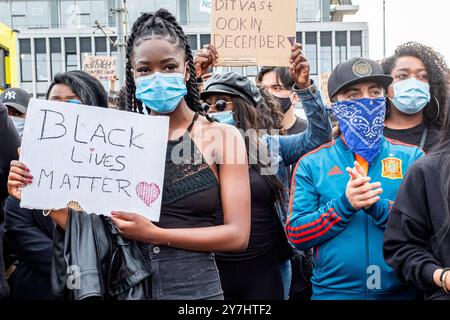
[11,116,25,138]
[391,77,431,115]
[210,111,237,126]
[135,72,187,114]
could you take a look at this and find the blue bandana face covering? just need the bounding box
[135,72,187,114]
[210,111,237,126]
[332,97,386,163]
[391,77,431,115]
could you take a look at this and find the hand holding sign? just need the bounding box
[7,159,32,201]
[111,211,163,243]
[194,44,219,79]
[18,99,169,221]
[289,43,312,90]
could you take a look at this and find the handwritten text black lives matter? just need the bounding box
[35,108,143,199]
[212,1,290,50]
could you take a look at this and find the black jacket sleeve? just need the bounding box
[3,196,53,275]
[383,160,441,293]
[0,103,20,206]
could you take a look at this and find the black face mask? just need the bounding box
[275,96,292,113]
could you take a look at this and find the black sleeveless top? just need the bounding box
[155,114,220,229]
[215,167,279,260]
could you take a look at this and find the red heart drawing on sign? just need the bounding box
[135,182,160,207]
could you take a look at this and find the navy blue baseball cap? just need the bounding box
[327,58,393,100]
[0,87,31,114]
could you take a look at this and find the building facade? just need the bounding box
[0,0,368,97]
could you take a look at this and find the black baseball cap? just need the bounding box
[327,58,393,100]
[201,72,262,107]
[0,88,31,114]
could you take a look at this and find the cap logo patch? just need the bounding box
[4,91,16,100]
[352,60,372,77]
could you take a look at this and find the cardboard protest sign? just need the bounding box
[211,0,297,66]
[82,56,116,81]
[19,99,169,222]
[318,72,332,107]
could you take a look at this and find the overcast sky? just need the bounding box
[344,0,450,63]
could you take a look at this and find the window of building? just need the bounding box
[0,49,6,90]
[187,35,198,51]
[0,1,11,26]
[230,67,243,75]
[27,1,50,28]
[110,36,118,59]
[35,38,48,82]
[11,1,27,28]
[61,0,108,28]
[95,37,107,56]
[350,31,362,58]
[19,39,32,82]
[320,32,332,73]
[335,31,347,65]
[296,32,303,44]
[65,38,78,71]
[80,37,92,65]
[188,0,210,25]
[245,66,258,77]
[126,0,176,25]
[50,38,62,78]
[10,1,50,29]
[298,0,321,22]
[200,34,211,48]
[305,32,318,75]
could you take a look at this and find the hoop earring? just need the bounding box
[432,95,440,122]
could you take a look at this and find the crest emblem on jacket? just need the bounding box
[381,157,403,179]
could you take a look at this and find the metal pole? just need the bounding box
[383,0,386,58]
[114,0,125,88]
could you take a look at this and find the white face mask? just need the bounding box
[11,116,25,138]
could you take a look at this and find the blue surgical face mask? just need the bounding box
[210,111,237,126]
[332,97,386,163]
[11,116,25,138]
[135,72,187,114]
[391,77,431,115]
[66,99,82,105]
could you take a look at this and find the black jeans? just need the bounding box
[216,253,284,300]
[147,244,223,300]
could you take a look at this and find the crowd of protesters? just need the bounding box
[1,8,450,301]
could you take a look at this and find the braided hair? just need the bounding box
[125,9,209,119]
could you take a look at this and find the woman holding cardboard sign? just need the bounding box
[4,70,109,300]
[8,9,250,300]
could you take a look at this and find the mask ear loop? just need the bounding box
[432,95,440,122]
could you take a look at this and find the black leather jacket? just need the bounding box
[51,209,152,300]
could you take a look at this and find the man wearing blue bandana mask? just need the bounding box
[287,57,424,300]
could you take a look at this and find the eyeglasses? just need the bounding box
[210,99,232,112]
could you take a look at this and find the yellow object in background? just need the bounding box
[0,23,18,93]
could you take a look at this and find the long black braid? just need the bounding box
[125,8,211,120]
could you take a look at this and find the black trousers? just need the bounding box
[215,253,284,300]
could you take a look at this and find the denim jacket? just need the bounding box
[263,81,332,230]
